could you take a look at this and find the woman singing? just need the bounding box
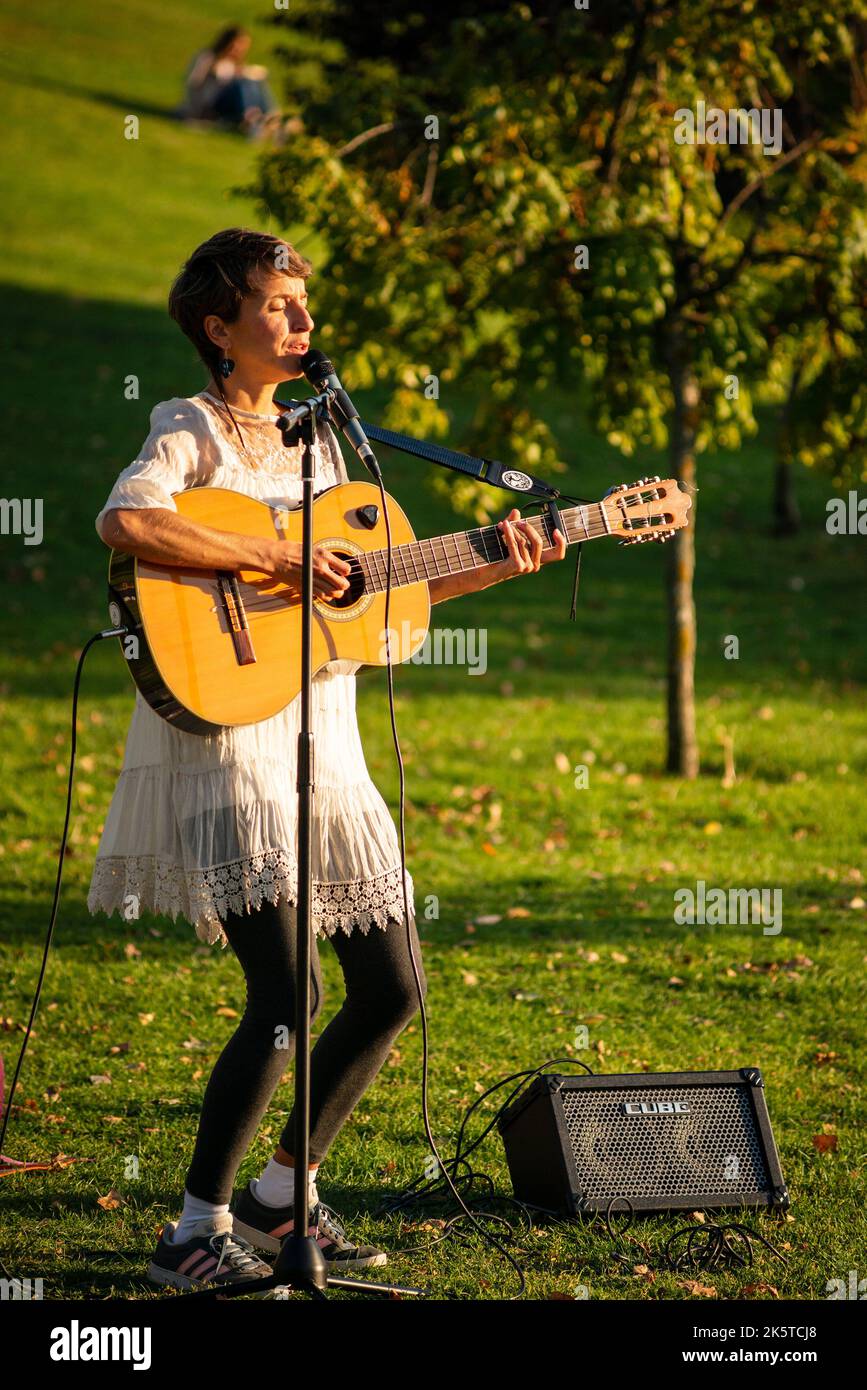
[87,227,567,1290]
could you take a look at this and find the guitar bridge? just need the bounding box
[216,570,256,666]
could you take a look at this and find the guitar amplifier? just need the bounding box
[497,1069,789,1215]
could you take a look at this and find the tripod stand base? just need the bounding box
[189,1233,427,1299]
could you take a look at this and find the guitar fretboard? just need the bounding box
[356,502,607,593]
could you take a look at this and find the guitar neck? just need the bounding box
[359,501,609,592]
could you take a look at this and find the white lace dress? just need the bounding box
[86,391,415,948]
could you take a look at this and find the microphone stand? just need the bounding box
[189,386,425,1300]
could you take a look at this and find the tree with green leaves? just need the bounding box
[255,0,867,775]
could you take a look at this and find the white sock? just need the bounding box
[253,1157,319,1210]
[171,1191,231,1244]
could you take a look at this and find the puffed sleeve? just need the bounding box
[95,398,218,543]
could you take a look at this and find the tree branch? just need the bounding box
[336,122,398,157]
[715,135,819,233]
[600,0,649,187]
[419,140,439,207]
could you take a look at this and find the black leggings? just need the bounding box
[184,897,428,1205]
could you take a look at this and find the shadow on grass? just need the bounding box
[0,867,844,954]
[0,68,189,123]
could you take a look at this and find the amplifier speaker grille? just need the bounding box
[497,1069,789,1215]
[560,1084,768,1200]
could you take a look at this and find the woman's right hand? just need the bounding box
[265,538,353,600]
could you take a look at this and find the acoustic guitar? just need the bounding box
[105,476,691,734]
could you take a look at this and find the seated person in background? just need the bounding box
[180,25,277,136]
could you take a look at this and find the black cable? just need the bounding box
[374,1051,789,1286]
[0,630,117,1169]
[376,476,597,1297]
[381,1057,595,1218]
[373,1053,598,1286]
[0,627,128,1287]
[662,1213,789,1274]
[592,1193,789,1278]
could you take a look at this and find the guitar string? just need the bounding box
[209,493,674,615]
[228,507,602,614]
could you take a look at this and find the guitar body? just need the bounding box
[107,482,430,734]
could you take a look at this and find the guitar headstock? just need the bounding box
[601,477,691,545]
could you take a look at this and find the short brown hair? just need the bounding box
[168,227,313,378]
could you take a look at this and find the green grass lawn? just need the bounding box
[1,2,866,1302]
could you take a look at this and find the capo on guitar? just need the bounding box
[543,498,582,622]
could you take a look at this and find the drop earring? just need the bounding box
[220,354,235,379]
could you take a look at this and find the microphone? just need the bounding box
[300,348,380,477]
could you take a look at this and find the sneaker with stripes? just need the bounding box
[147,1211,274,1291]
[231,1180,387,1269]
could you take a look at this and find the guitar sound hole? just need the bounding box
[321,551,366,609]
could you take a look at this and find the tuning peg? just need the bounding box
[605,482,630,495]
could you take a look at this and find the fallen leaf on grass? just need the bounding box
[812,1133,838,1152]
[97,1188,126,1211]
[677,1279,717,1297]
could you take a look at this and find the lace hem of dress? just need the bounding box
[87,850,415,948]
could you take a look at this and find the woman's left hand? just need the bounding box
[427,507,568,605]
[491,508,567,581]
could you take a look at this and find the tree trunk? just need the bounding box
[664,331,699,778]
[772,365,802,536]
[773,455,800,535]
